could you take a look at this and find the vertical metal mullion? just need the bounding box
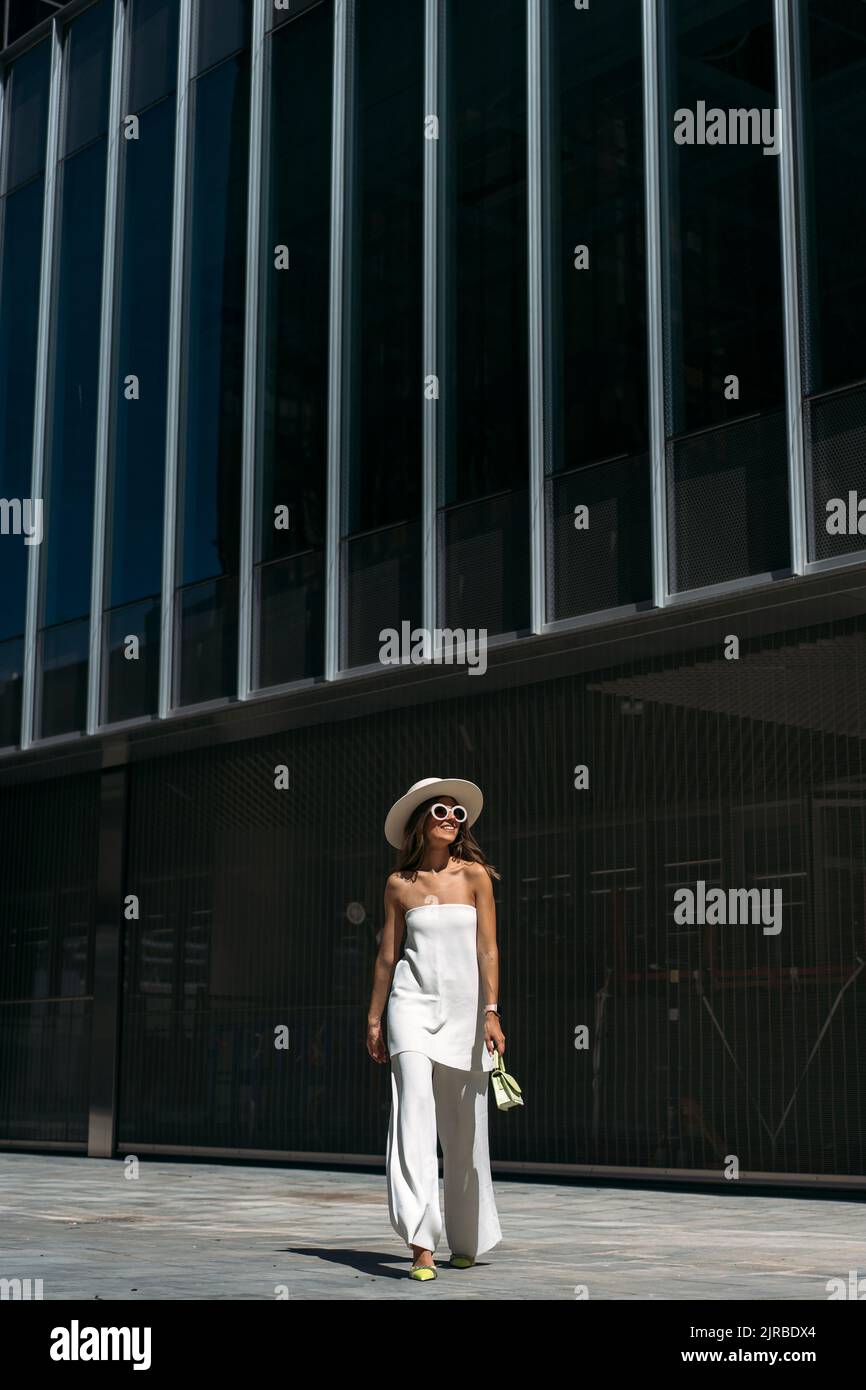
[422,0,438,640]
[641,0,668,610]
[325,0,348,681]
[86,0,126,735]
[527,0,544,634]
[238,0,267,700]
[157,0,193,719]
[21,17,63,750]
[774,0,807,575]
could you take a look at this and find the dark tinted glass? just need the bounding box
[106,97,175,611]
[4,39,50,192]
[63,0,112,157]
[663,0,785,435]
[42,136,107,629]
[547,0,647,471]
[5,2,58,47]
[0,636,23,748]
[179,53,249,588]
[258,2,331,566]
[441,489,529,636]
[667,412,790,592]
[547,458,653,621]
[193,0,251,76]
[256,552,324,689]
[343,522,422,670]
[103,599,160,724]
[270,0,321,29]
[128,0,179,112]
[443,0,528,506]
[798,0,866,395]
[0,176,43,643]
[345,0,423,534]
[177,575,238,706]
[38,618,89,738]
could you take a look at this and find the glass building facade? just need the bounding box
[1,0,865,1185]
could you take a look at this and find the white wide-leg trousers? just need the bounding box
[386,1050,502,1258]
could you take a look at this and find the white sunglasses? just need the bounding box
[429,802,468,824]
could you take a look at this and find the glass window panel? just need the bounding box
[256,552,324,689]
[42,136,107,631]
[193,0,251,77]
[38,618,89,739]
[443,0,529,507]
[5,2,59,49]
[106,98,175,612]
[258,2,332,568]
[270,0,321,30]
[4,38,50,193]
[128,0,180,113]
[345,0,423,535]
[177,576,238,707]
[63,0,112,158]
[103,598,160,725]
[0,176,44,644]
[0,636,23,748]
[547,0,648,472]
[179,52,249,590]
[798,0,866,395]
[663,0,785,436]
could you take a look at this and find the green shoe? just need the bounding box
[448,1255,475,1269]
[409,1263,437,1281]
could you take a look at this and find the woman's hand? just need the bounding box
[484,1013,505,1059]
[367,1020,388,1064]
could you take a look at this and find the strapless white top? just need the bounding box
[386,902,495,1073]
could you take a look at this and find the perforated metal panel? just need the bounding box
[805,385,866,562]
[546,456,652,621]
[106,614,866,1176]
[0,772,100,1143]
[667,412,790,593]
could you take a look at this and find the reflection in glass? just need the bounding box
[128,0,180,113]
[63,0,112,158]
[4,39,50,193]
[103,599,160,725]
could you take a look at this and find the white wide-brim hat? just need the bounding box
[384,777,483,849]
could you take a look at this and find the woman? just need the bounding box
[367,776,506,1281]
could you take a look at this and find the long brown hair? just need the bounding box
[394,796,501,882]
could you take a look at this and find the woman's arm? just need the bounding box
[475,864,505,1057]
[366,874,405,1063]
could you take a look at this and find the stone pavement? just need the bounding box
[0,1153,862,1300]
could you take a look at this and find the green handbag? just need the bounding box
[490,1052,523,1111]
